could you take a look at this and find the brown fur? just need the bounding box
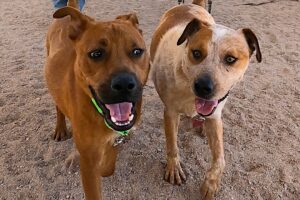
[150,4,213,61]
[44,6,149,200]
[192,0,206,7]
[67,0,78,9]
[180,19,213,65]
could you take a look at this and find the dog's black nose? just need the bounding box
[111,73,137,93]
[194,75,214,99]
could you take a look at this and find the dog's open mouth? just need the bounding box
[195,98,218,117]
[102,102,137,132]
[105,102,135,127]
[89,85,138,132]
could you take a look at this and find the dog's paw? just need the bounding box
[64,151,80,173]
[52,127,72,142]
[200,177,220,200]
[164,157,186,185]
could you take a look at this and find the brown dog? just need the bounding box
[44,1,150,199]
[150,0,261,199]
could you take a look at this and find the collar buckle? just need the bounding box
[113,135,129,147]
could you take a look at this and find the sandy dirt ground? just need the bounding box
[0,0,299,199]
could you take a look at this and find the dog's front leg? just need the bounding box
[80,154,102,200]
[164,109,186,185]
[53,106,71,141]
[200,118,225,200]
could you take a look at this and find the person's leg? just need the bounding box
[52,0,68,9]
[52,0,85,11]
[78,0,85,11]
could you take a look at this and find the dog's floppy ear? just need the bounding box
[241,28,262,62]
[116,13,142,34]
[177,18,201,45]
[53,6,89,40]
[116,13,139,26]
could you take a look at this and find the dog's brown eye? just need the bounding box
[192,50,202,60]
[131,48,144,58]
[89,49,105,60]
[224,55,237,65]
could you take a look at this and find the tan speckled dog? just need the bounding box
[150,0,261,199]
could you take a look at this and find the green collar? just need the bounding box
[91,98,130,136]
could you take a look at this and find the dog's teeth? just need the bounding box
[111,117,117,123]
[129,114,134,121]
[112,119,133,126]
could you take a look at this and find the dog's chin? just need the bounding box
[101,101,137,132]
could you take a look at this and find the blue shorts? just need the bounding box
[52,0,85,11]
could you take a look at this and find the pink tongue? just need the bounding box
[195,98,218,116]
[105,102,133,122]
